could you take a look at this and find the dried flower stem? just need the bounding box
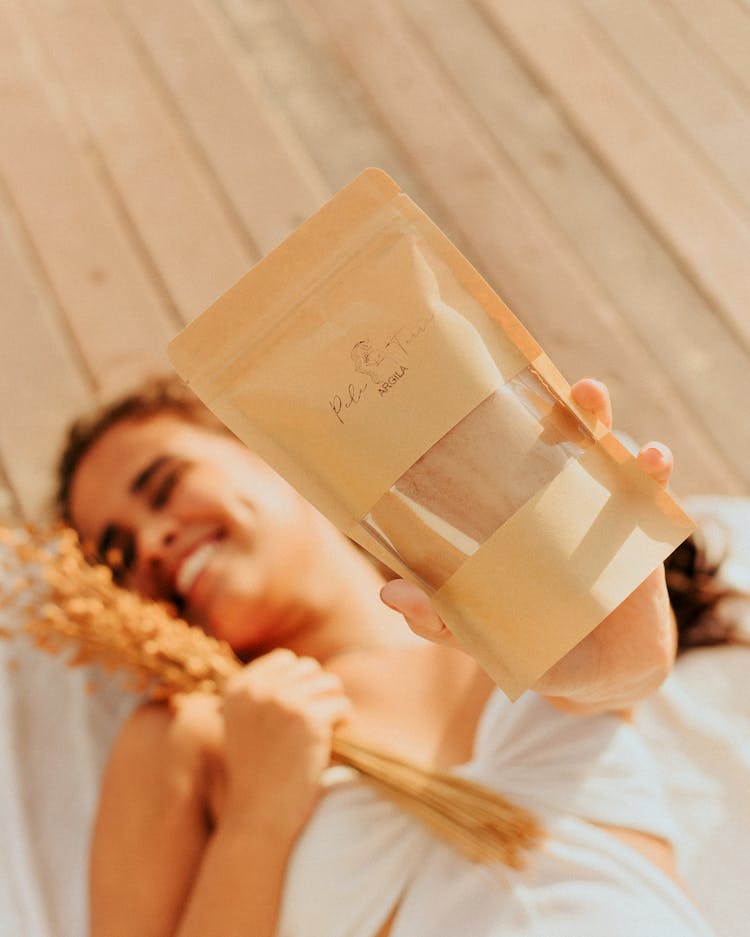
[1,524,543,867]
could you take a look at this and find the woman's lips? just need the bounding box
[174,538,223,603]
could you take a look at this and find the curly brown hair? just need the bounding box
[55,374,227,523]
[664,529,749,654]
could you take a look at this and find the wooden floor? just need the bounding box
[1,0,750,523]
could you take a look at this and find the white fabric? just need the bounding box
[638,645,750,937]
[0,495,748,935]
[279,692,714,937]
[0,637,136,937]
[636,490,750,937]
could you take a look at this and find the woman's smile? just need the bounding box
[173,530,227,613]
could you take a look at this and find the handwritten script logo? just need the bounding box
[329,312,434,424]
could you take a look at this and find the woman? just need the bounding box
[57,374,714,937]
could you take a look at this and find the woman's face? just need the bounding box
[69,413,323,653]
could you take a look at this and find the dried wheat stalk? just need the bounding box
[0,524,543,868]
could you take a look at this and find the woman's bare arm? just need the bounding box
[89,699,220,937]
[90,650,350,937]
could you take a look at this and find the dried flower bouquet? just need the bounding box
[1,524,542,868]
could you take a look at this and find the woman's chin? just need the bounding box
[206,604,277,657]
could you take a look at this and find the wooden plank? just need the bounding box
[577,0,750,219]
[298,0,741,494]
[23,0,254,324]
[217,0,430,207]
[478,0,750,357]
[221,0,469,251]
[115,0,331,254]
[0,193,92,522]
[659,0,750,101]
[0,3,174,394]
[401,0,750,490]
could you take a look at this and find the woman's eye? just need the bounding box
[108,557,127,585]
[151,471,179,509]
[103,533,136,583]
[149,459,191,509]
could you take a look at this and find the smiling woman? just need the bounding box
[63,410,331,656]
[55,374,718,937]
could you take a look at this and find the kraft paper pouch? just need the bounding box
[169,168,694,700]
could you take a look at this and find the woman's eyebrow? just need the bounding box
[130,454,172,494]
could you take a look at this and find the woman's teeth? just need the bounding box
[176,541,220,597]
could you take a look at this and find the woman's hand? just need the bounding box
[222,649,351,837]
[380,378,677,714]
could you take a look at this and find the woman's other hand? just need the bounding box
[380,378,677,713]
[222,649,351,836]
[531,379,676,711]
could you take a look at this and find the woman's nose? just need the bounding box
[136,517,179,570]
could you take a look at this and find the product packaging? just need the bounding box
[169,168,694,699]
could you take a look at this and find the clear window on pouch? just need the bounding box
[360,367,591,591]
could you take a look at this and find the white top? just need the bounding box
[277,691,715,937]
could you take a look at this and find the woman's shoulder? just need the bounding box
[107,695,225,813]
[117,694,223,752]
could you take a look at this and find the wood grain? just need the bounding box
[300,0,744,494]
[25,0,253,324]
[402,0,750,489]
[0,2,175,393]
[0,192,91,519]
[2,0,749,521]
[479,0,750,355]
[116,0,330,254]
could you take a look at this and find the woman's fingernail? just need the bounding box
[380,579,421,612]
[644,442,669,461]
